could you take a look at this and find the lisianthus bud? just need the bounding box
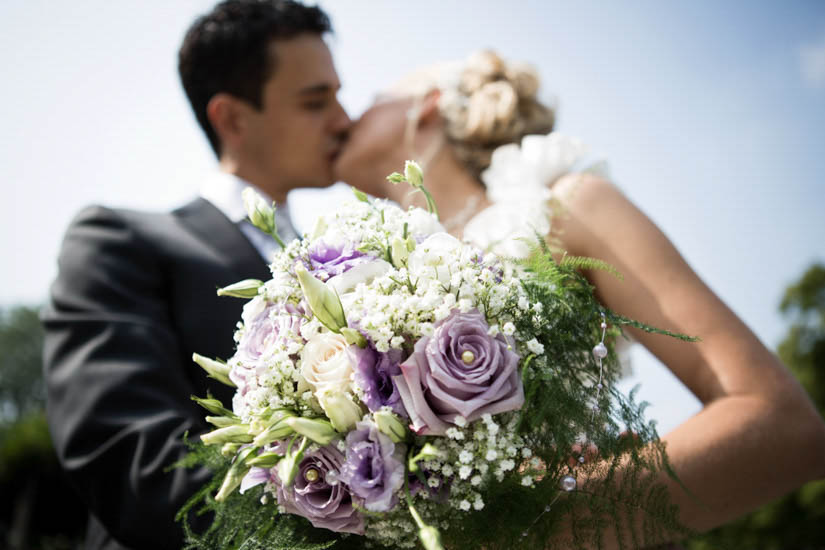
[386,172,406,185]
[409,443,443,472]
[317,391,364,433]
[215,446,257,501]
[191,395,236,418]
[201,424,253,446]
[418,525,445,550]
[391,237,409,267]
[252,415,296,447]
[277,436,310,487]
[246,451,283,468]
[216,279,263,299]
[206,416,240,428]
[285,416,337,445]
[295,264,347,333]
[191,354,234,387]
[351,186,370,203]
[242,187,276,235]
[221,443,241,458]
[373,410,407,443]
[404,160,424,189]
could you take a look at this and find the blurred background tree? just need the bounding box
[689,263,825,550]
[0,305,85,550]
[0,306,45,422]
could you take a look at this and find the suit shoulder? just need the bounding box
[62,200,205,252]
[67,203,175,232]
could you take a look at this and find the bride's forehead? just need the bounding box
[370,92,409,107]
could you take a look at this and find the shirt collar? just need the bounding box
[199,171,294,225]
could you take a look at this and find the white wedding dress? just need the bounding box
[463,131,605,258]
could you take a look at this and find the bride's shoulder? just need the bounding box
[551,171,617,205]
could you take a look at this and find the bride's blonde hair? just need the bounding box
[394,50,555,179]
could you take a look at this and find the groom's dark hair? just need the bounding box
[178,0,332,156]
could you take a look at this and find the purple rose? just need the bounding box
[392,309,524,435]
[234,300,302,368]
[308,239,368,281]
[350,345,407,417]
[274,444,364,535]
[230,300,302,411]
[338,420,406,512]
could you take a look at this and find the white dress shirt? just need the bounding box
[200,171,299,263]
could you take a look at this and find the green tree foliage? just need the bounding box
[0,305,85,549]
[689,264,825,549]
[0,306,45,425]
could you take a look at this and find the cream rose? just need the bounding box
[299,332,355,395]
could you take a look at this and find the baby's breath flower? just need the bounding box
[526,338,545,355]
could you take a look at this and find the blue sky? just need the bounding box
[1,1,823,432]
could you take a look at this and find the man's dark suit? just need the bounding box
[42,198,270,550]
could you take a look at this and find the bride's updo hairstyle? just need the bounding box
[397,50,555,179]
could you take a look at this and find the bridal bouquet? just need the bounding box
[180,162,692,550]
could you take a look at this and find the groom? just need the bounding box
[42,2,349,549]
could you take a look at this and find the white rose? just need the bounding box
[327,259,392,295]
[317,389,364,432]
[298,332,354,394]
[407,232,462,285]
[406,208,445,236]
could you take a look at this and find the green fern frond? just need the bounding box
[606,312,700,342]
[559,255,623,280]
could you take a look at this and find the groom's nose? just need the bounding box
[330,99,351,134]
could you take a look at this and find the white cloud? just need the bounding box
[799,33,825,88]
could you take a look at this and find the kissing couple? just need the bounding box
[43,1,825,549]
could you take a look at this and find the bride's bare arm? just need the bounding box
[549,173,825,540]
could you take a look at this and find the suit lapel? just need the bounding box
[174,198,271,282]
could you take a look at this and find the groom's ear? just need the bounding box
[206,93,249,153]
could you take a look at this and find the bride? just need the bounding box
[332,50,825,547]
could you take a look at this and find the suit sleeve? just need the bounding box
[42,206,212,549]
